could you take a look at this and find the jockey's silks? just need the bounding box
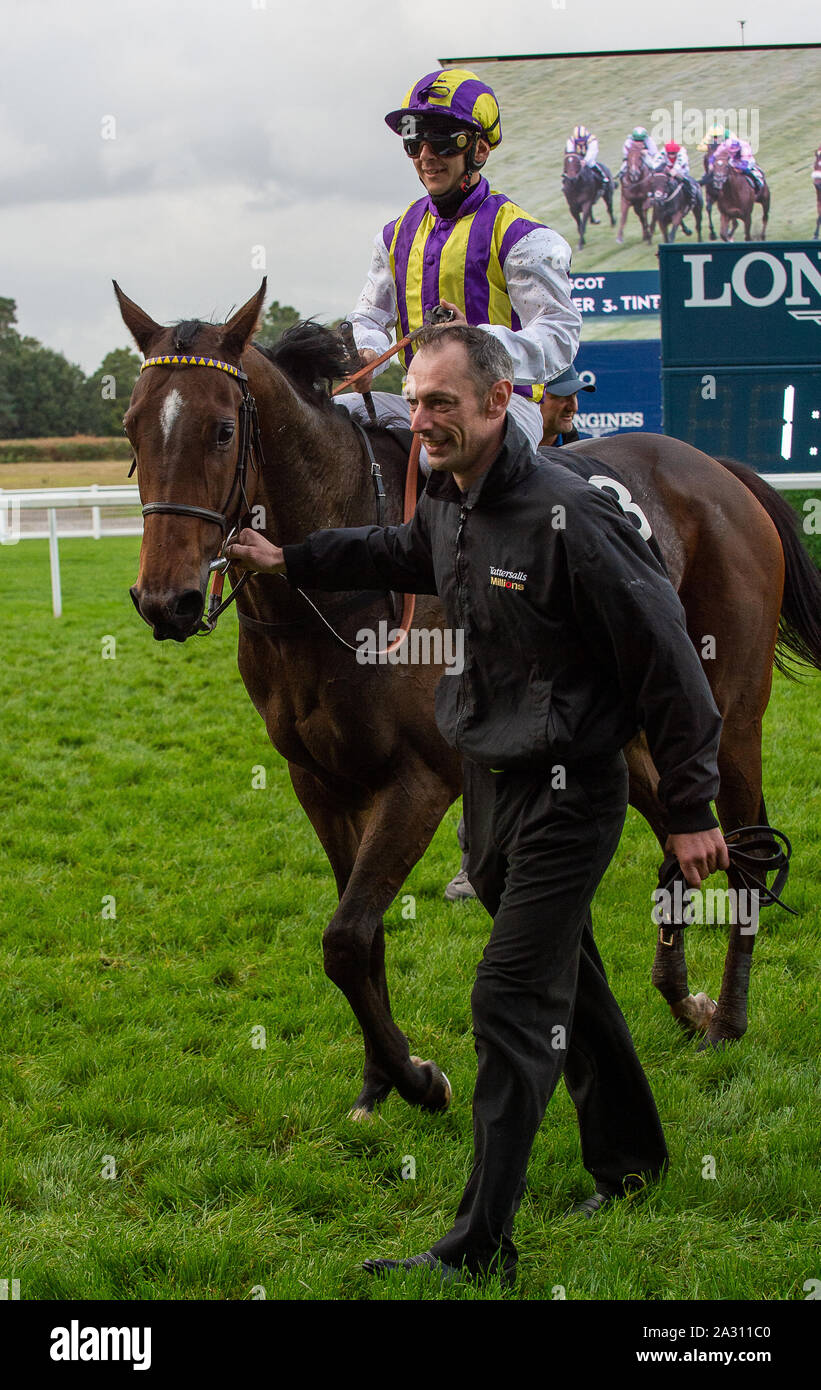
[383,177,545,399]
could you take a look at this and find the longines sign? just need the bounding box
[660,242,821,367]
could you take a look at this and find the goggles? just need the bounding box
[402,127,474,158]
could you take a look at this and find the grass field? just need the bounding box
[0,536,818,1302]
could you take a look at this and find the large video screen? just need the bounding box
[447,44,819,341]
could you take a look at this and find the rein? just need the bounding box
[655,824,796,947]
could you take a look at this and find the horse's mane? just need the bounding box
[253,320,350,408]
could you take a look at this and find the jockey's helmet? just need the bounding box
[385,69,502,148]
[665,141,681,154]
[631,127,649,143]
[728,137,741,154]
[573,124,590,144]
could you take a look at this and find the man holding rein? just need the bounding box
[227,326,728,1287]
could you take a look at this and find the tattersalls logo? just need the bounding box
[490,565,527,593]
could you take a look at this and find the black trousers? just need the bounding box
[429,755,668,1281]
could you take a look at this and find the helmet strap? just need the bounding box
[459,131,482,193]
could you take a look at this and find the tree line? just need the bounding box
[0,297,400,439]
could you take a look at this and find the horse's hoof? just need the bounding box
[698,1018,746,1052]
[671,992,717,1035]
[410,1055,452,1112]
[347,1105,376,1122]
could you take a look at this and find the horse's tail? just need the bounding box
[716,457,821,677]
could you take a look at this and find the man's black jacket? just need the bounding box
[283,417,721,833]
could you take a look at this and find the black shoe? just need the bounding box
[363,1251,465,1283]
[569,1190,616,1217]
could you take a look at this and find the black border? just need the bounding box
[439,42,821,62]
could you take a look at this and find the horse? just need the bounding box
[711,153,770,242]
[562,153,614,249]
[648,170,703,244]
[813,147,821,240]
[616,142,654,244]
[701,145,722,240]
[117,280,821,1118]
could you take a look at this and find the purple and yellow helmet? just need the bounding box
[385,68,502,147]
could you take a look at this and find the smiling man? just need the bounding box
[227,326,728,1289]
[336,66,580,452]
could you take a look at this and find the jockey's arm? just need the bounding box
[479,227,580,387]
[585,137,599,163]
[347,234,399,376]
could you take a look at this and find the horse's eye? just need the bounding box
[217,422,235,447]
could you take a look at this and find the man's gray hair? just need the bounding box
[413,324,514,400]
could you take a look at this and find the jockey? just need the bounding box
[564,124,610,189]
[617,126,659,179]
[697,123,727,167]
[339,67,580,452]
[715,135,765,188]
[660,140,702,206]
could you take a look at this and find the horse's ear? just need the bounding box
[220,278,268,360]
[113,281,163,356]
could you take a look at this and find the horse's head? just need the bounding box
[712,153,730,189]
[625,142,646,180]
[649,171,671,204]
[563,153,581,180]
[116,279,267,641]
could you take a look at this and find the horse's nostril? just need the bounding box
[173,590,204,622]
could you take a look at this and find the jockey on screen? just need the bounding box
[564,124,611,191]
[617,126,659,181]
[659,141,702,206]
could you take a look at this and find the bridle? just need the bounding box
[133,353,265,633]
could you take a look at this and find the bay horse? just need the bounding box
[117,279,821,1117]
[616,142,654,244]
[648,170,703,244]
[813,147,821,240]
[562,153,614,249]
[712,152,770,242]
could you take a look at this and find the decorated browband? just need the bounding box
[140,354,248,380]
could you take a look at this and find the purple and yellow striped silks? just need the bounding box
[383,178,545,399]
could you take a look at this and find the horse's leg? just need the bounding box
[574,205,585,249]
[625,739,718,1035]
[707,196,717,240]
[698,716,773,1050]
[760,191,770,241]
[287,763,399,1112]
[616,193,629,244]
[320,754,457,1113]
[606,185,615,226]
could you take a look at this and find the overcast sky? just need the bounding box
[1,0,816,372]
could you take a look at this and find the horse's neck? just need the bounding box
[249,361,374,547]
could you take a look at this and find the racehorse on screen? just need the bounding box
[118,279,821,1115]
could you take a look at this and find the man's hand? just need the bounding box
[353,347,379,394]
[437,300,467,326]
[224,529,286,575]
[665,828,730,888]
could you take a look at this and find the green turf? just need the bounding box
[0,536,818,1301]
